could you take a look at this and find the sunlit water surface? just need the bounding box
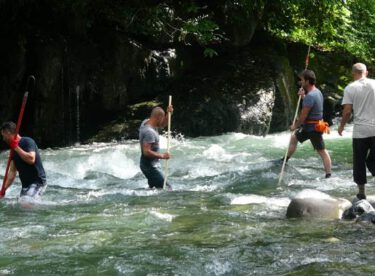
[1,126,374,275]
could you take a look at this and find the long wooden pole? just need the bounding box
[0,75,35,197]
[163,95,172,190]
[278,46,311,185]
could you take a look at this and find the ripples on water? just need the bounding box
[1,126,375,275]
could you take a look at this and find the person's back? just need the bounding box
[13,136,46,188]
[304,89,324,121]
[0,121,47,199]
[339,63,375,200]
[343,78,375,138]
[139,119,160,168]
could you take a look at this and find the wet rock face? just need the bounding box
[357,211,375,223]
[342,199,375,223]
[342,199,374,219]
[2,8,342,148]
[0,36,297,146]
[0,33,176,147]
[171,47,297,137]
[286,189,352,219]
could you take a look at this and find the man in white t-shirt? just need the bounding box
[339,63,375,200]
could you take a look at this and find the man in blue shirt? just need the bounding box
[0,121,47,198]
[285,70,332,178]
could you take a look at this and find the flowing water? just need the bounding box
[1,126,374,275]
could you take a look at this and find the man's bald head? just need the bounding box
[352,63,368,80]
[149,107,166,128]
[151,107,165,118]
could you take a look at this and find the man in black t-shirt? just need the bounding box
[0,122,47,198]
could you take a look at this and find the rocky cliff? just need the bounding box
[0,1,353,148]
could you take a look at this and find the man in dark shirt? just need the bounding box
[0,121,47,198]
[286,70,332,178]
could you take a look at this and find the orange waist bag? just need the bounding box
[304,120,330,134]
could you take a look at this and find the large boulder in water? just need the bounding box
[286,189,351,219]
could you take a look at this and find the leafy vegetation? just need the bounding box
[1,0,374,62]
[262,0,375,62]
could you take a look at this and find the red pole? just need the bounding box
[0,76,34,197]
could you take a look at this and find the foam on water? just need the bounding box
[189,184,219,192]
[184,166,220,179]
[230,194,290,208]
[205,259,233,275]
[202,144,234,162]
[1,125,372,275]
[44,148,139,180]
[149,209,176,222]
[81,187,161,199]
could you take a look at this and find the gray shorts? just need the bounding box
[20,183,47,198]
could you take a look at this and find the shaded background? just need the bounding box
[0,0,373,147]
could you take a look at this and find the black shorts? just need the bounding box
[352,137,375,185]
[295,127,325,150]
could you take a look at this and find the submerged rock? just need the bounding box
[287,190,375,224]
[356,211,375,223]
[342,199,374,220]
[286,189,351,219]
[342,198,375,224]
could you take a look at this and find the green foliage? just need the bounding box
[203,48,218,58]
[2,0,374,61]
[261,0,375,62]
[180,16,221,44]
[345,0,375,62]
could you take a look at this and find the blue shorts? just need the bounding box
[20,183,47,198]
[140,164,169,189]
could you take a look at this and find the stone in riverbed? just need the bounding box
[342,198,375,224]
[286,189,351,219]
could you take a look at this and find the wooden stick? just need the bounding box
[278,46,311,185]
[163,95,172,190]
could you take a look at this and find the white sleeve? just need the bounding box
[342,86,353,105]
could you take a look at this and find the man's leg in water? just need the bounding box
[308,131,331,178]
[286,134,299,161]
[317,149,332,177]
[20,183,46,198]
[141,165,170,189]
[154,167,172,190]
[19,183,47,208]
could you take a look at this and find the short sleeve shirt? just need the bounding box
[303,89,324,121]
[139,119,160,167]
[12,137,46,188]
[302,88,324,132]
[342,78,375,138]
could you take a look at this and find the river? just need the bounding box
[1,125,374,275]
